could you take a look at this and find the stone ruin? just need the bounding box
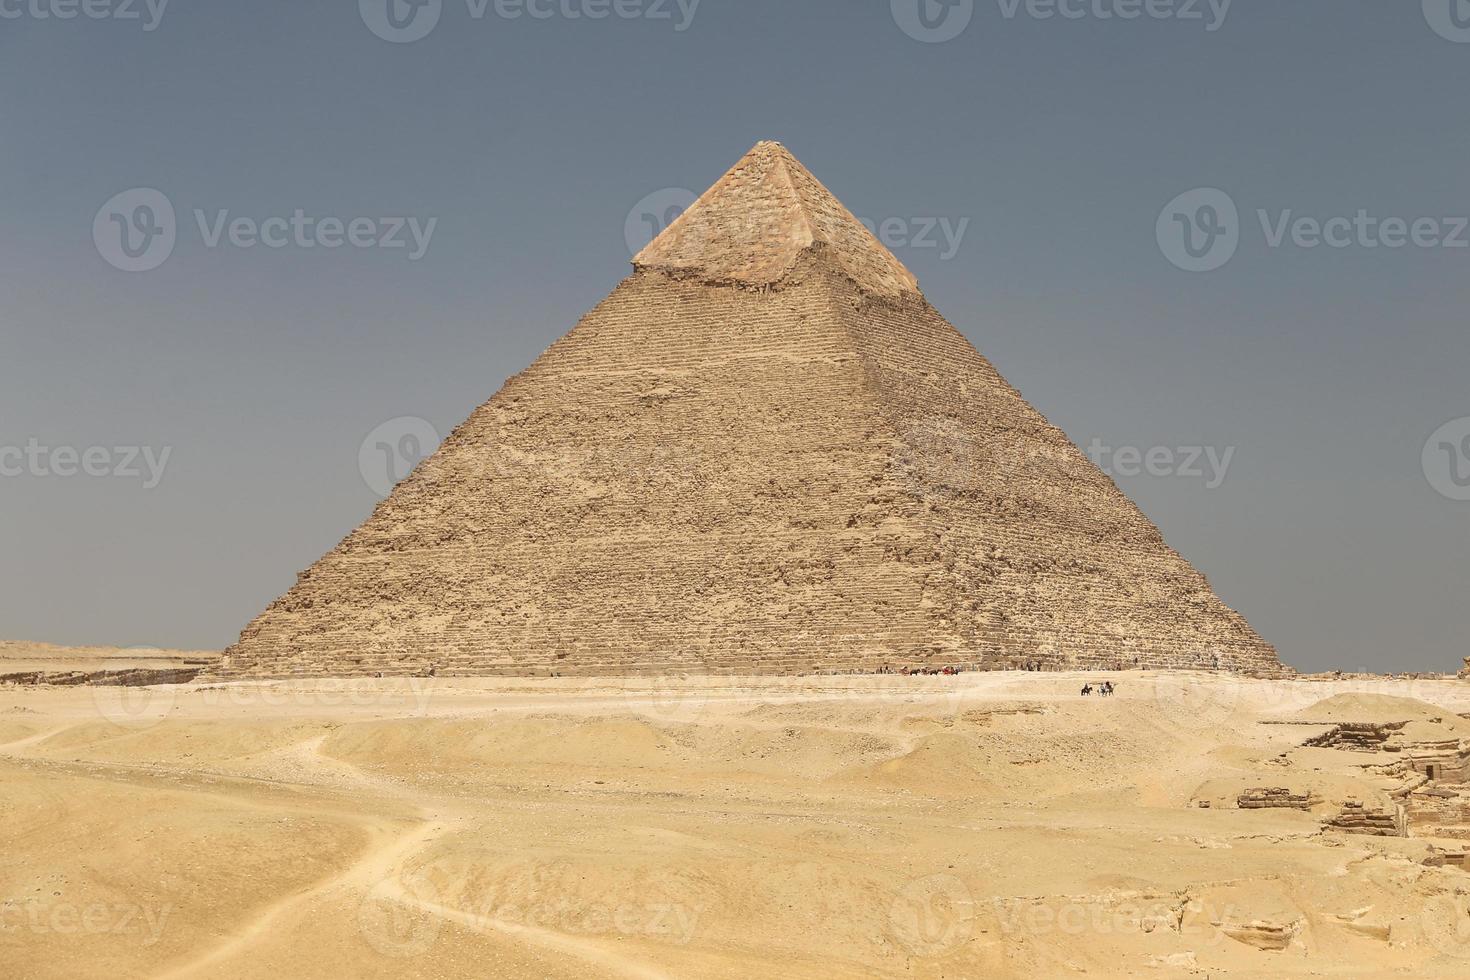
[1406,739,1470,785]
[1236,787,1321,811]
[1286,714,1470,845]
[213,142,1286,680]
[0,666,204,687]
[1324,801,1407,837]
[1411,786,1470,843]
[1305,722,1407,752]
[1305,720,1470,783]
[1423,843,1470,870]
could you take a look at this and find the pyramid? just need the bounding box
[217,142,1284,679]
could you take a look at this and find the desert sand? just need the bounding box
[4,669,1470,978]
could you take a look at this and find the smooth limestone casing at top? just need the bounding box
[215,142,1285,679]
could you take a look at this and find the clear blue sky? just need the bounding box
[3,1,1467,672]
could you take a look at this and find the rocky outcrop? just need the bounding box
[1217,917,1302,951]
[1326,907,1392,941]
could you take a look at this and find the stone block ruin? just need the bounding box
[1324,801,1407,838]
[1285,712,1470,846]
[1236,787,1321,811]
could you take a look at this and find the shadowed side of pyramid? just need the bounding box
[214,143,1284,680]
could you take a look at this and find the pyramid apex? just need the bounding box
[634,143,921,298]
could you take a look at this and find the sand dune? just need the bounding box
[3,672,1470,978]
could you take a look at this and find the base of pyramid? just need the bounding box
[206,639,1293,682]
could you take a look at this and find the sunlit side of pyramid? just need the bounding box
[217,142,1284,679]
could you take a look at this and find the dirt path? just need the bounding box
[152,817,446,980]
